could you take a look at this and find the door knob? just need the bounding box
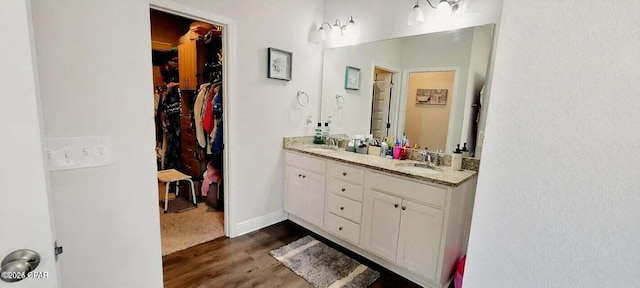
[0,249,40,283]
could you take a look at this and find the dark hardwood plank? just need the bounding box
[163,220,423,288]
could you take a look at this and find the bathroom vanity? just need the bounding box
[283,142,477,288]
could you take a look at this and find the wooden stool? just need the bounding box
[158,169,197,213]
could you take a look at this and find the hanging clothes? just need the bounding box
[202,84,216,135]
[193,83,209,148]
[161,83,182,170]
[211,84,223,155]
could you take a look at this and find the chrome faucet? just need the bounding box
[419,151,440,167]
[428,152,440,167]
[326,136,339,150]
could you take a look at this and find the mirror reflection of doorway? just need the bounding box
[370,67,397,140]
[403,70,456,151]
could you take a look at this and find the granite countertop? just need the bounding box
[284,143,477,187]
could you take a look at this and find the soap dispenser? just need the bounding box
[452,144,463,171]
[323,122,330,142]
[461,143,470,157]
[314,123,323,144]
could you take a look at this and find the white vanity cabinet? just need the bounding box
[284,152,326,228]
[362,170,476,286]
[323,162,366,244]
[283,150,476,288]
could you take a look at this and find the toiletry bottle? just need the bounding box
[380,138,388,157]
[452,144,463,171]
[393,139,401,159]
[461,143,470,157]
[323,122,330,143]
[314,123,323,144]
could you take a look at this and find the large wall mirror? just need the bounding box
[320,24,495,158]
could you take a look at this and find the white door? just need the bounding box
[0,0,59,287]
[370,70,392,140]
[285,166,305,217]
[303,172,326,227]
[363,190,402,262]
[396,200,444,281]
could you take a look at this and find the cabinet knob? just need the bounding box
[402,206,407,210]
[338,226,343,231]
[341,188,346,192]
[394,204,399,208]
[186,165,192,169]
[298,174,302,177]
[302,175,306,178]
[340,207,344,210]
[343,172,347,176]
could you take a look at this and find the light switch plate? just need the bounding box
[45,136,114,171]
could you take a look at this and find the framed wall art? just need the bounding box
[344,66,361,90]
[267,47,292,81]
[416,89,448,105]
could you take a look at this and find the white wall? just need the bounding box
[464,1,640,287]
[323,0,503,48]
[30,1,164,287]
[170,0,324,235]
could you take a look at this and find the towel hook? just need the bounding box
[296,91,309,107]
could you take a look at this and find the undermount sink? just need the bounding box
[395,162,441,174]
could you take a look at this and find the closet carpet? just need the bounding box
[159,203,225,256]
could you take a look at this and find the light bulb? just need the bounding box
[408,3,424,26]
[317,27,327,42]
[434,0,452,22]
[330,21,342,38]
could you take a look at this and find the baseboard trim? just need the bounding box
[231,210,288,237]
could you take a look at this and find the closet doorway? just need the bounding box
[149,5,230,256]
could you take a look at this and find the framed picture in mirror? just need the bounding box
[344,66,361,90]
[416,89,448,105]
[267,47,292,81]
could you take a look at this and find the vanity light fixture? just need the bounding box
[408,0,460,26]
[316,16,355,42]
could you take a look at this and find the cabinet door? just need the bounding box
[285,166,305,217]
[303,172,326,227]
[363,189,402,262]
[396,199,444,281]
[178,40,197,90]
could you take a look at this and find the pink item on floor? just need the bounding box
[454,255,466,288]
[201,163,220,197]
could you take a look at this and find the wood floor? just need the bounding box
[163,220,424,288]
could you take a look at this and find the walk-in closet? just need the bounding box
[150,9,225,256]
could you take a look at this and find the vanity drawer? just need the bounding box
[327,193,363,224]
[286,152,326,175]
[327,178,363,202]
[367,171,447,208]
[328,162,364,185]
[325,212,361,244]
